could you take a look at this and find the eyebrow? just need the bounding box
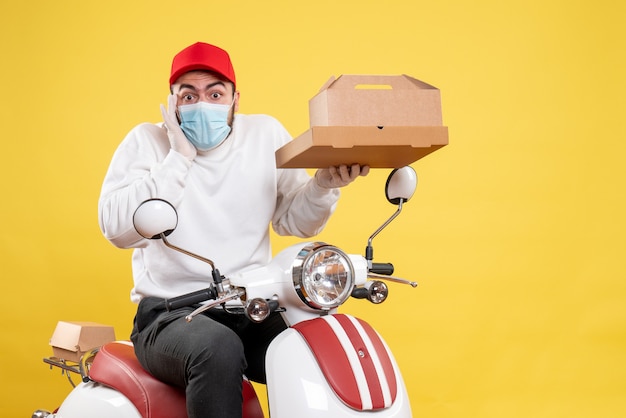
[178,81,227,92]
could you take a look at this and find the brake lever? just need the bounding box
[185,289,246,322]
[367,272,418,288]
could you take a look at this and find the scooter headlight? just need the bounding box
[292,243,355,310]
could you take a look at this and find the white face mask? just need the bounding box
[178,100,235,151]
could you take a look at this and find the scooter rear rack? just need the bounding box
[43,350,97,388]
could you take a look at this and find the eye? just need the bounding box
[210,92,222,100]
[182,93,196,102]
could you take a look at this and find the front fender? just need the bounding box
[266,314,412,417]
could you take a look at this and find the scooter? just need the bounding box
[34,166,419,418]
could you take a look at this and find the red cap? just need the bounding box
[169,42,236,87]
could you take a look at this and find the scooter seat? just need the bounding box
[89,341,264,418]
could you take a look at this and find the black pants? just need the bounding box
[130,297,287,418]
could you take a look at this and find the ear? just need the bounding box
[233,91,240,112]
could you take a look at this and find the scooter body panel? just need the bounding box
[266,318,412,417]
[54,381,141,418]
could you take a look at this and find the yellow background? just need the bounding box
[1,0,624,416]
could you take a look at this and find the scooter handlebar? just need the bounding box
[370,262,394,275]
[163,287,217,311]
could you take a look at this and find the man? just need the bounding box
[98,42,368,418]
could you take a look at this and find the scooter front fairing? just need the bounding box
[266,314,411,417]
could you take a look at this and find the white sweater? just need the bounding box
[98,114,339,302]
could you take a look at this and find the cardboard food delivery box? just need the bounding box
[49,321,116,362]
[275,74,449,168]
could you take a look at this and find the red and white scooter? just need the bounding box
[34,166,419,418]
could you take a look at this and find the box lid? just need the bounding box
[309,74,443,127]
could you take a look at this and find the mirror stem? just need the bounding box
[366,200,404,264]
[161,233,216,270]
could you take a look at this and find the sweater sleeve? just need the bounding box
[272,170,340,238]
[263,115,340,238]
[98,123,191,248]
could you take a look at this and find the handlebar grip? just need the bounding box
[164,287,216,311]
[268,300,280,312]
[351,287,370,299]
[370,263,394,275]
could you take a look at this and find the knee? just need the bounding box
[189,327,246,376]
